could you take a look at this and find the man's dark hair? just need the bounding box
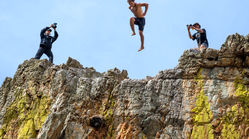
[193,23,201,28]
[128,0,135,2]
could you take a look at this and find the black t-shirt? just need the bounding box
[192,29,208,46]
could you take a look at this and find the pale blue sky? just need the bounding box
[0,0,249,85]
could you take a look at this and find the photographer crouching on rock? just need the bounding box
[187,23,208,52]
[34,23,58,63]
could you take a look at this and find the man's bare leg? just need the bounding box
[130,17,136,36]
[138,30,144,52]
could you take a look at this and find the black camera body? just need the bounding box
[52,23,57,28]
[187,24,193,27]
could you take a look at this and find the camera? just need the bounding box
[52,23,57,28]
[187,24,193,27]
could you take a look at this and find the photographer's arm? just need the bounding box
[52,29,58,43]
[187,26,194,39]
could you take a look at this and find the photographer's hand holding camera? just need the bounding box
[187,23,208,52]
[34,23,58,63]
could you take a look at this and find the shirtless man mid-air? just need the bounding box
[128,0,149,52]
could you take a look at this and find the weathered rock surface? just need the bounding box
[0,33,249,139]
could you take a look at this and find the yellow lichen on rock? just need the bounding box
[191,69,214,139]
[0,87,51,139]
[234,79,249,106]
[191,89,214,139]
[220,105,240,139]
[17,119,36,139]
[192,89,212,124]
[219,79,249,139]
[103,93,116,138]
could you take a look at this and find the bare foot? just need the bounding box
[138,46,144,52]
[131,32,136,36]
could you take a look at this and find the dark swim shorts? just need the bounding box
[134,17,145,31]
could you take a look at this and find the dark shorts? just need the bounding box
[134,17,145,31]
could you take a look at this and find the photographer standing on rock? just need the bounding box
[34,23,58,63]
[187,23,208,52]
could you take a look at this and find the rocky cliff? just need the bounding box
[0,33,249,139]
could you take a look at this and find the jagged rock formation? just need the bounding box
[0,34,249,139]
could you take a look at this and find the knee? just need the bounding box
[139,30,143,34]
[200,45,207,49]
[130,17,135,22]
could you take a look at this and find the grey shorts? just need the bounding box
[200,42,208,48]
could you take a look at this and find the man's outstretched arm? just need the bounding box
[140,3,149,16]
[187,26,194,39]
[52,28,58,43]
